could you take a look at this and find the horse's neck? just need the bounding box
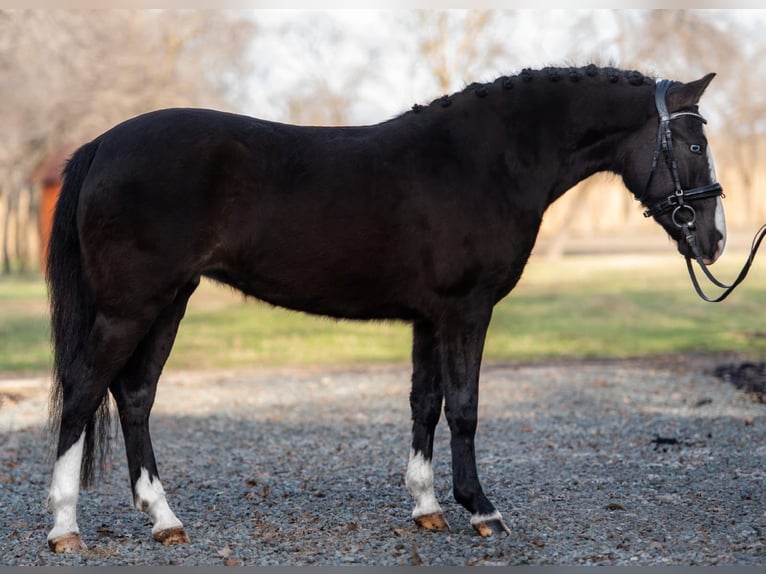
[531,82,654,207]
[389,77,654,213]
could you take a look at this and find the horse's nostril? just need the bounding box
[705,242,724,265]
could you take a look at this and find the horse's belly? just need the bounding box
[203,261,417,321]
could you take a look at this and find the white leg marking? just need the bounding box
[134,467,183,534]
[405,449,443,518]
[47,431,85,543]
[470,510,504,525]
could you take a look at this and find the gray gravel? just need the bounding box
[1,354,765,566]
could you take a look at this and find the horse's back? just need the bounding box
[71,107,532,321]
[73,109,426,318]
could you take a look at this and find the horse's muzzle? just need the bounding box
[703,241,724,265]
[675,226,724,265]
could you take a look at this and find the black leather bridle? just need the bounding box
[641,79,723,224]
[642,79,766,302]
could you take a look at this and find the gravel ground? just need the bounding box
[1,354,765,566]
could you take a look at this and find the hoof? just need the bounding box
[48,533,87,553]
[414,512,450,531]
[153,527,190,546]
[473,517,511,538]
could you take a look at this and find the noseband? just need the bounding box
[642,79,766,302]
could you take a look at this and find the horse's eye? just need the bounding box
[690,144,703,154]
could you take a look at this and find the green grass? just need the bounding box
[0,277,51,374]
[1,249,764,377]
[485,253,766,360]
[171,295,409,369]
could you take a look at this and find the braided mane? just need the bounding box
[408,64,654,115]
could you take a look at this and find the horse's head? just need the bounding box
[623,73,725,265]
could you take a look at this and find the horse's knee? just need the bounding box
[410,393,442,427]
[445,409,477,437]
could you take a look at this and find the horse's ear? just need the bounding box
[668,73,716,109]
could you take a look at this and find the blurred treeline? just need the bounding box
[2,9,764,273]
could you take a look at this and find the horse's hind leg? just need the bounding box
[48,311,160,552]
[406,319,449,531]
[109,278,199,545]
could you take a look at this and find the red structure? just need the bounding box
[30,148,73,271]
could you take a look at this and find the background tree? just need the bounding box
[0,9,257,273]
[409,10,509,94]
[539,10,764,255]
[3,9,765,272]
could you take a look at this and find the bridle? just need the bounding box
[642,79,766,302]
[641,79,723,226]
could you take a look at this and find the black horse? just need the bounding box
[45,65,725,552]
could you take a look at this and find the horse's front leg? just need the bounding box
[406,319,449,531]
[439,307,511,537]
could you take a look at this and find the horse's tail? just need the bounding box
[46,138,108,487]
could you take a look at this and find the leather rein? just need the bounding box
[642,79,766,303]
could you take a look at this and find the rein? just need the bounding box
[683,223,766,302]
[643,79,765,303]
